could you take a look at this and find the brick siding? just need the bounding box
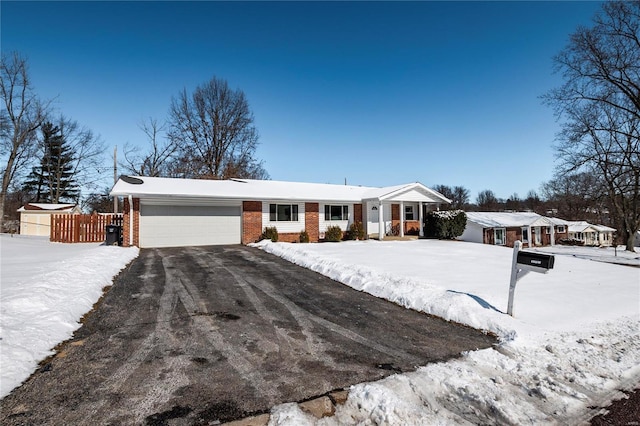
[305,203,319,242]
[354,203,363,224]
[242,201,263,244]
[122,197,140,247]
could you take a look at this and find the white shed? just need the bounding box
[18,203,81,236]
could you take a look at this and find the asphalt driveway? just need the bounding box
[1,245,496,425]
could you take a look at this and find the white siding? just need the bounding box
[319,203,353,233]
[139,204,241,248]
[262,202,305,234]
[460,221,485,244]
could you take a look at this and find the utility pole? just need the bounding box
[113,146,118,213]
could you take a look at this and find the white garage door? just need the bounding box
[140,204,241,248]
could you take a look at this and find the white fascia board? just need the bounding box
[363,183,451,204]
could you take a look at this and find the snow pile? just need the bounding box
[252,239,640,425]
[0,235,139,398]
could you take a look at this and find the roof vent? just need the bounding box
[120,175,144,185]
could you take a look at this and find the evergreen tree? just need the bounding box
[22,122,79,203]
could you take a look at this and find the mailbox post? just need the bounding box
[507,241,555,317]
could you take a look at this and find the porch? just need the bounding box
[361,183,450,241]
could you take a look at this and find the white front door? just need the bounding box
[368,203,379,235]
[534,227,542,245]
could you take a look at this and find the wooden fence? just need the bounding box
[50,213,123,243]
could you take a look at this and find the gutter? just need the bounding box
[128,195,133,246]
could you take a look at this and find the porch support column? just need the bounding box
[418,202,424,237]
[399,201,405,237]
[550,224,555,246]
[528,225,533,248]
[378,201,384,240]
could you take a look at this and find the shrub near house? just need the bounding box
[424,210,467,239]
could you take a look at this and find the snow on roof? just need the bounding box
[110,176,450,203]
[567,221,616,233]
[546,216,570,226]
[465,212,552,228]
[567,221,593,233]
[17,203,77,212]
[591,224,616,232]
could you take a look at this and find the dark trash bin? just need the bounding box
[105,225,122,246]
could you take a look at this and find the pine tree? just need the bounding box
[22,122,79,203]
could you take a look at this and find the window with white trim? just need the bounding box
[324,205,348,221]
[269,204,299,222]
[405,205,415,221]
[521,227,529,242]
[557,225,565,233]
[494,228,506,245]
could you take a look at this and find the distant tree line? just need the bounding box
[437,1,640,251]
[433,175,614,232]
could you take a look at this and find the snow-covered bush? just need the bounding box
[424,210,467,239]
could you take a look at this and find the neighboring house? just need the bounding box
[18,203,82,236]
[109,176,451,248]
[635,231,640,247]
[567,221,616,247]
[460,212,569,248]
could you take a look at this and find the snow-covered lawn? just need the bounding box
[0,234,138,399]
[254,239,640,425]
[1,234,637,424]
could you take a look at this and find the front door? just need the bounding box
[368,203,379,235]
[534,227,542,245]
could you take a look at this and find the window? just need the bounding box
[545,227,551,234]
[269,204,298,222]
[405,205,415,221]
[324,205,348,221]
[521,227,529,242]
[494,228,506,245]
[557,225,566,233]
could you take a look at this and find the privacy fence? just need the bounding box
[50,213,123,243]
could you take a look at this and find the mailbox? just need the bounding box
[517,251,555,270]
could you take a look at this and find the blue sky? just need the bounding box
[2,1,602,200]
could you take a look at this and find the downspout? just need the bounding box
[128,195,133,246]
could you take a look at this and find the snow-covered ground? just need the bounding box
[253,239,640,425]
[0,234,138,398]
[1,234,637,424]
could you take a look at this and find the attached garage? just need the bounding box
[139,203,241,248]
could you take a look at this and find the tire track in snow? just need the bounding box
[86,250,189,425]
[190,247,335,391]
[159,252,274,399]
[231,247,425,366]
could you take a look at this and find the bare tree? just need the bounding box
[524,190,543,213]
[122,117,177,177]
[57,115,105,199]
[451,186,470,210]
[476,189,500,211]
[0,52,48,230]
[167,76,268,179]
[432,185,454,201]
[544,1,640,250]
